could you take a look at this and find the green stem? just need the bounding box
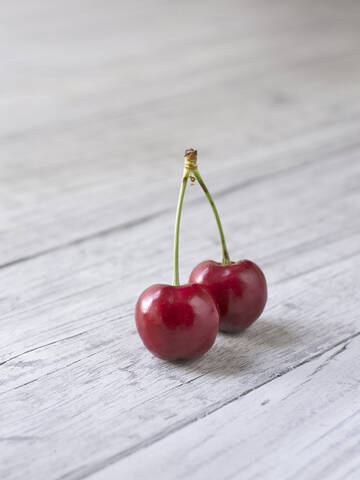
[173,168,190,286]
[192,168,231,265]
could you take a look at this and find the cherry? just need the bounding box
[136,283,219,360]
[189,260,267,332]
[186,149,267,332]
[135,149,220,360]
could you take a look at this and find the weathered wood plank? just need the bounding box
[89,334,360,480]
[2,116,360,268]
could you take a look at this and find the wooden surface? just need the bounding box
[1,1,360,479]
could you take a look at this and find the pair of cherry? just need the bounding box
[136,149,267,361]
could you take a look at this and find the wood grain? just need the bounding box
[89,335,360,480]
[1,0,360,479]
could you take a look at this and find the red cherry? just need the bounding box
[189,259,267,333]
[135,283,219,360]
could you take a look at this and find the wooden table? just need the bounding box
[2,1,360,479]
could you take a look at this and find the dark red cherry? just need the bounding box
[135,283,219,360]
[189,260,267,333]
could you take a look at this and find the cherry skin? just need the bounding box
[135,283,219,360]
[189,260,267,333]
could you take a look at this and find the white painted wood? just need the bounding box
[89,335,360,480]
[1,1,360,479]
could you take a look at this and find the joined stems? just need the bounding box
[172,148,231,286]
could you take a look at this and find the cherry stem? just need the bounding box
[173,167,190,286]
[192,167,231,266]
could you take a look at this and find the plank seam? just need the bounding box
[0,209,167,271]
[2,139,359,272]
